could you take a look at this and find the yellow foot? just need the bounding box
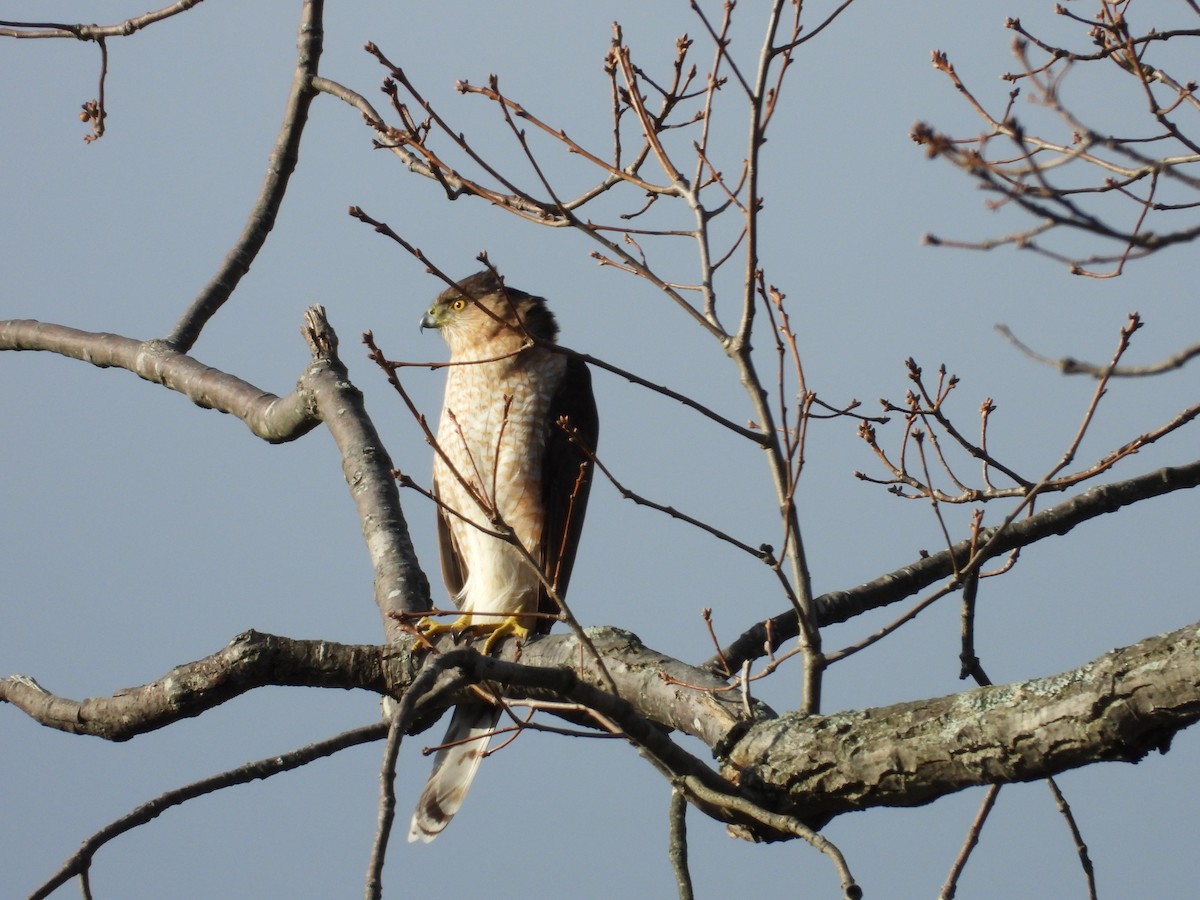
[415,614,474,640]
[477,616,531,655]
[415,614,530,654]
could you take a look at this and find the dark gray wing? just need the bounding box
[537,355,598,630]
[433,480,468,605]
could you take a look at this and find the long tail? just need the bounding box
[408,702,500,843]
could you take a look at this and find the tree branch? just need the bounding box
[0,319,319,442]
[303,308,432,632]
[712,458,1200,669]
[6,619,1198,842]
[1,308,429,636]
[727,620,1200,822]
[28,723,387,900]
[0,1,204,40]
[164,0,325,350]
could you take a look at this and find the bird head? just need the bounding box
[420,271,559,352]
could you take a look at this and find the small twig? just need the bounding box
[678,775,861,899]
[997,323,1200,377]
[958,564,989,685]
[460,76,674,196]
[1046,777,1099,900]
[501,698,626,737]
[913,429,959,573]
[939,784,1001,899]
[702,608,733,677]
[824,583,956,665]
[79,37,108,142]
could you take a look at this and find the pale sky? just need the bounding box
[3,3,1197,898]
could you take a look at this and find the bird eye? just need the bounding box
[451,298,467,311]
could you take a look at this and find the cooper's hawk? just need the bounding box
[408,270,598,843]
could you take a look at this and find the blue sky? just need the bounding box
[2,3,1197,898]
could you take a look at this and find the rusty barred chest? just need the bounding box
[433,347,567,616]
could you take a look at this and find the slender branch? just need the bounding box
[938,785,1000,900]
[668,789,695,900]
[997,324,1200,377]
[365,655,471,899]
[579,439,774,561]
[1046,777,1098,900]
[28,723,386,900]
[678,775,861,898]
[164,0,325,351]
[824,584,956,665]
[460,76,675,195]
[723,0,821,711]
[712,457,1200,669]
[0,1,204,39]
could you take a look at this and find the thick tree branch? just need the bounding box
[728,621,1200,823]
[0,308,431,636]
[0,627,753,750]
[1,632,391,741]
[302,308,431,631]
[5,620,1198,839]
[0,319,319,442]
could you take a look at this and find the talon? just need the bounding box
[414,614,529,654]
[416,614,474,639]
[478,616,531,654]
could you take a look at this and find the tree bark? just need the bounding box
[5,620,1198,836]
[726,621,1200,823]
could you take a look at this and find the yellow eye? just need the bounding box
[450,298,467,311]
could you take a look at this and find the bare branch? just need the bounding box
[164,0,325,350]
[728,620,1200,821]
[28,722,386,900]
[1,632,388,740]
[713,457,1200,669]
[0,319,319,442]
[303,308,433,631]
[938,785,1000,900]
[919,5,1200,274]
[997,324,1200,377]
[1046,777,1099,900]
[0,1,204,39]
[668,789,695,900]
[678,775,861,898]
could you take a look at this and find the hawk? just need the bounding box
[408,270,598,843]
